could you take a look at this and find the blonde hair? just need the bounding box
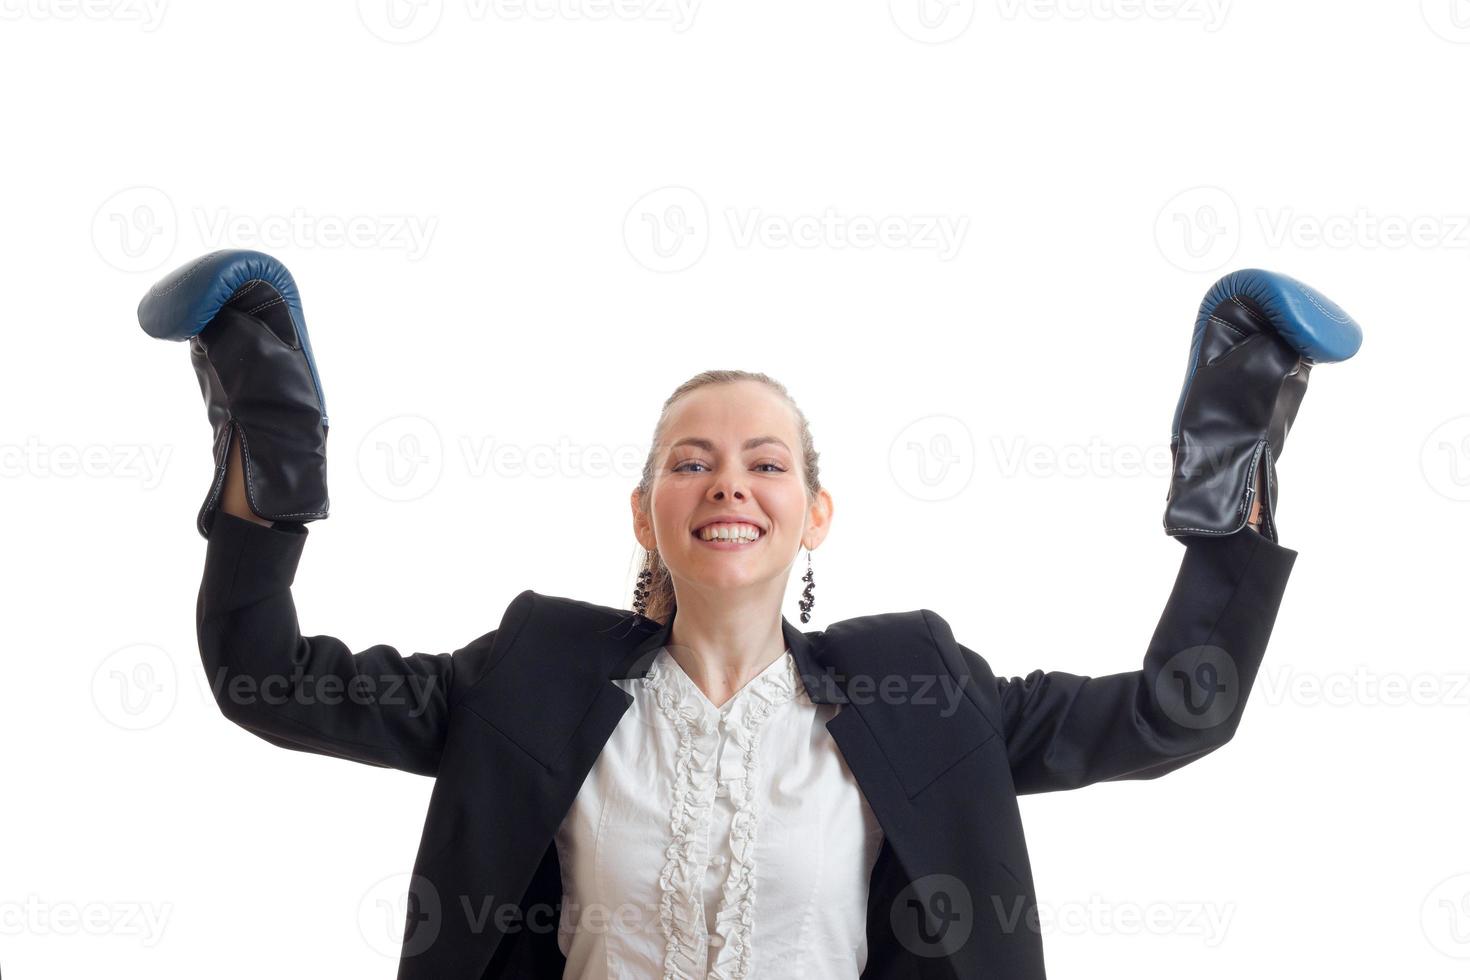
[632,370,822,624]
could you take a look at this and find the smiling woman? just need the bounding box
[147,250,1356,980]
[629,372,828,629]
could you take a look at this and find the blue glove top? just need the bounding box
[137,249,327,427]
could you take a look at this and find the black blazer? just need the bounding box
[196,511,1297,979]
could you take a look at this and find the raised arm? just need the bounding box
[977,522,1296,795]
[195,433,516,776]
[141,249,520,776]
[968,269,1359,795]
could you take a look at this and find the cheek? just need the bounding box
[651,483,697,536]
[765,488,809,531]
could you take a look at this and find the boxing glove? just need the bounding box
[1163,269,1361,544]
[138,249,329,538]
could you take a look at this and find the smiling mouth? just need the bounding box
[692,523,766,544]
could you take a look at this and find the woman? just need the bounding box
[142,250,1361,979]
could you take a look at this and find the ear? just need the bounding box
[630,487,655,551]
[803,487,834,550]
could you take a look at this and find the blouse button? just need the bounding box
[712,854,727,867]
[714,783,729,798]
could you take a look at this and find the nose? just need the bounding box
[709,469,747,501]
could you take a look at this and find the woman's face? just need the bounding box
[633,380,832,600]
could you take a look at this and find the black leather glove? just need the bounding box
[138,249,329,538]
[1163,269,1361,544]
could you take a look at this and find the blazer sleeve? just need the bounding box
[960,528,1297,795]
[194,511,528,777]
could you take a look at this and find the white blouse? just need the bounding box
[554,644,885,979]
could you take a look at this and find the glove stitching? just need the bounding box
[234,424,327,520]
[147,251,217,299]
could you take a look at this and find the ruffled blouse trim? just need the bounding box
[642,649,804,980]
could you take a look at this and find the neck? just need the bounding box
[664,585,788,709]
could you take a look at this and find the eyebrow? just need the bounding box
[669,435,791,453]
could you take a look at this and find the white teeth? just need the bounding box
[697,522,762,542]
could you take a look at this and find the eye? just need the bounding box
[673,460,787,474]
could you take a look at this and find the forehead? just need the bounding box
[663,382,796,444]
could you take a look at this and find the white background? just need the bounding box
[3,0,1468,977]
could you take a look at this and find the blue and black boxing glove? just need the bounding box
[1164,269,1362,544]
[138,250,329,538]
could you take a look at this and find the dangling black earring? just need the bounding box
[633,549,654,618]
[798,548,816,624]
